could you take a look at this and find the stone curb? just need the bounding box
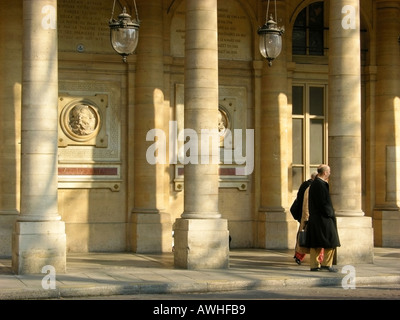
[1,274,399,300]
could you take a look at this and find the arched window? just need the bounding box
[292,1,325,56]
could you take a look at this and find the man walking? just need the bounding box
[306,164,340,272]
[293,171,321,265]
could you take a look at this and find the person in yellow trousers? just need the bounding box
[305,164,340,272]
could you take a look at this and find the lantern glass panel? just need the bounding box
[259,33,282,60]
[110,27,139,55]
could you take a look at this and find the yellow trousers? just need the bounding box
[310,248,335,269]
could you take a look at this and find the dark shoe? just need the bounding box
[321,266,338,272]
[294,257,301,265]
[310,267,320,271]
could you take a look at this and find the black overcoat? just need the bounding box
[305,177,341,248]
[296,179,313,217]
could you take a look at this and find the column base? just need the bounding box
[173,218,229,269]
[335,216,374,264]
[12,221,66,274]
[373,210,400,247]
[130,211,172,253]
[257,209,298,249]
[0,211,18,257]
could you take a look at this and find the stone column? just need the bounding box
[328,0,373,263]
[12,0,66,274]
[131,0,171,253]
[173,0,229,269]
[0,1,21,256]
[258,1,295,249]
[373,0,400,246]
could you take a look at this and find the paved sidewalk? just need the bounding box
[0,247,399,300]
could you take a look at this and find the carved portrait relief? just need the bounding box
[218,106,231,145]
[58,94,107,147]
[69,104,98,136]
[61,102,100,142]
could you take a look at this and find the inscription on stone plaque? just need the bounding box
[217,5,252,60]
[58,0,114,54]
[170,0,252,60]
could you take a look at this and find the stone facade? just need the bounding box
[0,0,399,273]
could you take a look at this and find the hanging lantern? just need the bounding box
[258,0,284,66]
[109,1,140,63]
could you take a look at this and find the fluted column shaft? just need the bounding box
[134,0,165,213]
[375,0,400,208]
[131,0,171,253]
[0,0,22,257]
[20,0,60,222]
[328,0,363,216]
[258,1,291,249]
[12,0,66,274]
[181,0,220,219]
[173,0,228,269]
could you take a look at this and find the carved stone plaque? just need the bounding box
[57,80,122,191]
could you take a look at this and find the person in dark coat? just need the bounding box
[305,164,340,272]
[293,171,324,265]
[293,174,316,223]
